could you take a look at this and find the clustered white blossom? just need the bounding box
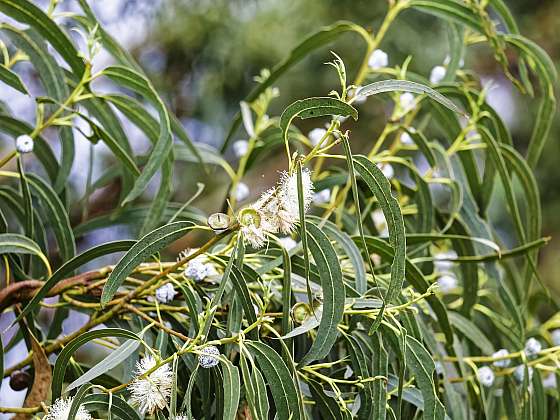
[477,366,495,387]
[184,256,216,282]
[233,139,249,157]
[492,349,511,368]
[524,337,542,358]
[16,134,34,153]
[308,127,328,147]
[128,355,173,415]
[155,283,177,303]
[239,169,313,249]
[45,397,92,420]
[198,345,220,368]
[368,49,388,69]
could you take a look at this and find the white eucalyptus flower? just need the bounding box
[313,188,331,204]
[400,131,414,145]
[184,258,210,282]
[233,139,249,157]
[437,273,458,293]
[372,209,388,236]
[399,92,416,112]
[514,365,533,383]
[444,54,465,68]
[492,349,511,368]
[16,134,34,153]
[368,49,388,69]
[524,338,542,358]
[551,329,560,346]
[434,250,458,271]
[543,374,557,389]
[477,366,495,387]
[377,163,394,179]
[239,207,267,248]
[278,236,297,250]
[198,345,220,368]
[128,355,173,415]
[45,397,92,420]
[235,182,250,202]
[429,65,446,84]
[155,283,177,303]
[308,128,327,147]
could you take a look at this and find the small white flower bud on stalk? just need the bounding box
[198,345,220,368]
[377,163,394,179]
[235,182,250,202]
[492,349,511,368]
[128,355,173,415]
[372,209,388,236]
[233,139,249,157]
[308,128,327,147]
[399,92,416,112]
[45,397,93,420]
[16,134,34,153]
[551,329,560,346]
[524,337,542,358]
[400,131,414,145]
[434,250,458,271]
[437,273,458,294]
[313,189,331,204]
[155,283,177,303]
[278,236,297,250]
[513,365,533,383]
[429,65,446,84]
[348,86,366,104]
[477,366,495,387]
[368,49,388,69]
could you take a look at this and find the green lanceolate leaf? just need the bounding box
[280,97,358,145]
[82,394,141,420]
[27,173,76,263]
[66,338,140,392]
[0,233,50,274]
[297,221,345,366]
[356,79,465,115]
[220,358,241,420]
[101,221,194,306]
[51,328,139,399]
[246,341,301,420]
[353,155,406,304]
[240,351,270,420]
[405,336,446,420]
[309,380,351,419]
[408,0,483,32]
[0,63,28,94]
[68,384,93,420]
[222,20,370,152]
[448,312,494,355]
[0,0,85,75]
[102,65,172,204]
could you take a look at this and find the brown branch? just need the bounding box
[0,270,106,313]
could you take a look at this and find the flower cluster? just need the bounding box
[45,397,92,420]
[198,345,221,368]
[128,355,173,415]
[16,134,34,154]
[155,283,177,303]
[239,169,314,248]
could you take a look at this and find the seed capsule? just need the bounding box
[10,370,32,391]
[207,212,231,233]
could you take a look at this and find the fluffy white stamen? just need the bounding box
[45,397,92,420]
[128,355,173,415]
